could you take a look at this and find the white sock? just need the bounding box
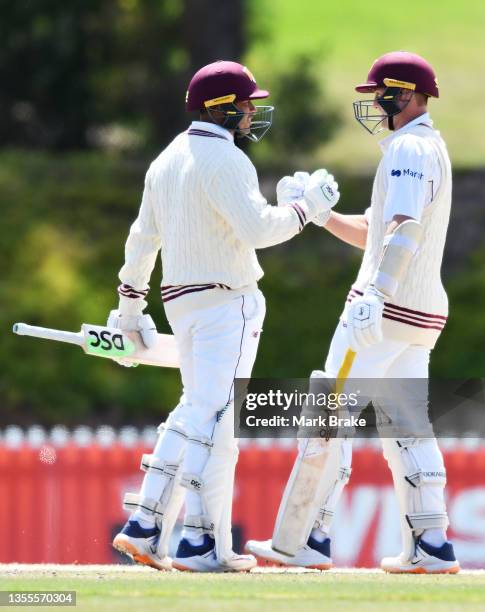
[421,528,446,547]
[132,511,157,529]
[310,528,328,543]
[181,525,205,547]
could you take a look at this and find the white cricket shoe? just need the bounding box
[218,553,257,572]
[172,535,255,572]
[112,520,172,571]
[245,535,332,570]
[381,538,460,574]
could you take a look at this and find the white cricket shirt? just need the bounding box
[117,121,312,316]
[347,112,453,348]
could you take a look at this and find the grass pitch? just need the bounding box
[1,565,484,612]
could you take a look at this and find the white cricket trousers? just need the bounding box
[165,288,266,443]
[326,319,430,379]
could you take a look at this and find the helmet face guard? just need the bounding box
[353,87,413,135]
[206,99,274,142]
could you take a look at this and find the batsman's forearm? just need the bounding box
[324,212,368,250]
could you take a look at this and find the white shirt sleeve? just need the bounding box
[118,168,162,315]
[207,151,307,249]
[383,135,437,224]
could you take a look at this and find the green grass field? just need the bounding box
[1,566,485,612]
[248,0,485,169]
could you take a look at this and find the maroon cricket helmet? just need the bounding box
[355,51,439,98]
[185,60,269,112]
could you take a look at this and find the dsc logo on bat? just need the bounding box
[88,330,125,351]
[86,328,135,357]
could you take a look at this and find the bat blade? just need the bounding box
[14,322,179,368]
[81,325,179,368]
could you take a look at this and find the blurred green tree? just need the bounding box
[0,0,247,150]
[182,0,245,74]
[0,0,115,148]
[249,52,342,172]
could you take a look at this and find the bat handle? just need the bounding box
[13,323,84,346]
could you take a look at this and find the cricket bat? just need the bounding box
[13,322,180,368]
[271,349,356,556]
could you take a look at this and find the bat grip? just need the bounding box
[13,323,84,346]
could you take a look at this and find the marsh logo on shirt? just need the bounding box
[391,168,423,180]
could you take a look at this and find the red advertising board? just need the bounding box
[1,440,484,567]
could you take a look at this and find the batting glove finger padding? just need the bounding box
[107,310,158,348]
[276,176,306,206]
[138,314,158,349]
[292,171,311,186]
[106,310,158,367]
